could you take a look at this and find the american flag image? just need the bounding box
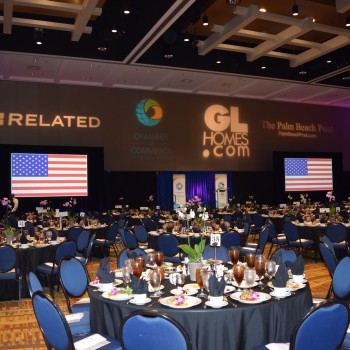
[11,153,88,197]
[284,158,333,192]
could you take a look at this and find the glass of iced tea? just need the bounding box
[233,264,245,291]
[246,253,256,268]
[155,251,164,266]
[228,247,240,265]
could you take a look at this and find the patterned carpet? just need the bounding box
[0,246,332,349]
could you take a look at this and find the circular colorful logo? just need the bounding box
[218,182,225,190]
[136,99,163,127]
[176,182,183,190]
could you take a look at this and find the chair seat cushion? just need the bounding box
[72,301,90,314]
[0,269,17,279]
[289,239,314,247]
[333,241,348,249]
[66,311,91,336]
[36,262,57,274]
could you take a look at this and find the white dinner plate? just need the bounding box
[159,296,202,309]
[170,288,198,296]
[270,291,292,298]
[101,292,133,301]
[230,291,271,304]
[232,280,258,289]
[129,297,152,305]
[205,300,228,309]
[224,285,236,294]
[286,282,306,291]
[89,279,123,289]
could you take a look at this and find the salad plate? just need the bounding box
[230,291,271,304]
[159,296,202,309]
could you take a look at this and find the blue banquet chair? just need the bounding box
[133,225,149,249]
[119,310,191,350]
[240,225,270,258]
[250,214,265,242]
[26,271,43,297]
[271,248,297,264]
[319,241,338,299]
[157,234,181,263]
[221,230,241,250]
[76,233,96,277]
[120,228,138,249]
[202,245,229,263]
[59,256,91,336]
[331,256,350,305]
[117,248,147,268]
[94,224,121,257]
[68,226,84,243]
[32,290,122,350]
[76,230,89,255]
[325,223,348,257]
[0,245,22,301]
[36,240,76,298]
[253,300,349,350]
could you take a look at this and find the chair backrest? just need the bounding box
[59,257,89,312]
[27,272,43,297]
[119,310,192,350]
[221,231,240,250]
[134,225,148,243]
[290,300,349,350]
[120,229,138,249]
[332,256,350,301]
[253,214,265,228]
[202,245,229,263]
[0,245,17,273]
[32,291,73,350]
[76,230,89,252]
[257,226,270,252]
[68,226,84,242]
[55,241,76,265]
[326,224,347,243]
[319,242,338,275]
[222,214,232,223]
[117,248,147,268]
[320,235,336,256]
[283,222,299,241]
[158,234,179,257]
[85,233,96,260]
[106,224,118,240]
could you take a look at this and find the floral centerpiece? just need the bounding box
[326,191,336,217]
[63,197,78,225]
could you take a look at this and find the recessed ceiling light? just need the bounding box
[216,60,222,64]
[259,7,266,13]
[184,37,189,42]
[342,76,350,80]
[261,66,266,70]
[124,10,130,14]
[326,60,332,63]
[299,70,307,75]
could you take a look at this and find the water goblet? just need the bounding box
[149,270,162,298]
[244,267,256,289]
[228,247,240,265]
[155,251,164,267]
[265,260,276,280]
[153,266,165,294]
[233,264,245,291]
[201,269,210,299]
[125,258,134,268]
[147,252,156,267]
[255,254,266,286]
[196,268,205,298]
[121,266,132,290]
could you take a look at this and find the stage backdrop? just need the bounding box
[0,80,349,172]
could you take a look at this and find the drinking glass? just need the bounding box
[155,251,164,267]
[46,231,52,242]
[196,268,208,298]
[125,258,134,268]
[201,269,210,299]
[154,266,165,294]
[135,255,145,270]
[255,254,266,286]
[246,253,256,268]
[147,252,156,267]
[149,270,162,298]
[265,260,276,280]
[228,247,240,265]
[132,261,143,278]
[244,267,256,288]
[122,266,132,290]
[233,264,245,291]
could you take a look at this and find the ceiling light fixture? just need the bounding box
[346,16,350,27]
[226,0,241,5]
[34,28,44,45]
[259,7,267,13]
[202,14,209,26]
[292,1,298,16]
[216,59,222,64]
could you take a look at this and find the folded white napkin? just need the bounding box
[74,334,110,350]
[266,343,290,350]
[65,313,84,323]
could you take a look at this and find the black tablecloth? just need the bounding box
[88,277,313,350]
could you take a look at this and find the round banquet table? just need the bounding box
[88,277,313,350]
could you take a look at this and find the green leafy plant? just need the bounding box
[178,239,206,262]
[0,221,16,235]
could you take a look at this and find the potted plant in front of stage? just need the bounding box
[326,191,336,222]
[0,221,16,245]
[178,238,205,281]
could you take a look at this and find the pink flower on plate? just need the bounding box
[175,295,185,305]
[110,287,118,296]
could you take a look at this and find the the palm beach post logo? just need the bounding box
[176,182,184,191]
[136,99,163,127]
[202,104,250,158]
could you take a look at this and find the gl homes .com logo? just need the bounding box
[135,99,163,127]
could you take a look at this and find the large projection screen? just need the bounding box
[284,158,333,192]
[11,153,88,197]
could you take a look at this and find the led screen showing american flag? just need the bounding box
[11,153,88,197]
[284,158,333,192]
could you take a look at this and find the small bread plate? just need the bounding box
[270,291,292,298]
[230,291,271,304]
[159,296,202,309]
[170,288,198,296]
[205,300,228,309]
[286,281,306,291]
[224,285,236,294]
[129,297,152,305]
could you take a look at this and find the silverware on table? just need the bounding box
[147,298,160,307]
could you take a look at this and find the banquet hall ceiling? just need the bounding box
[1,0,350,108]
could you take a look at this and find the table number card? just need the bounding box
[210,234,221,247]
[18,220,26,228]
